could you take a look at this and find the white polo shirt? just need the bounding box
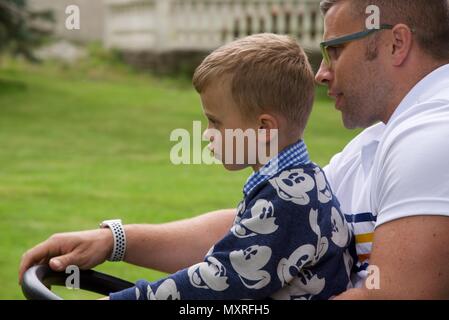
[323,64,449,286]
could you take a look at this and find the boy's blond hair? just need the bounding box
[193,33,315,134]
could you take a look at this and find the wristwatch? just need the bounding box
[99,219,126,262]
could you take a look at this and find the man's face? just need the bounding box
[200,80,259,171]
[315,1,393,129]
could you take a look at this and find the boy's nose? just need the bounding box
[315,60,333,86]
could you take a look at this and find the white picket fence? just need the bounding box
[104,0,324,52]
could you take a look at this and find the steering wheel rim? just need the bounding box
[22,264,134,300]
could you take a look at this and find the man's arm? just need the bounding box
[19,208,235,283]
[123,209,236,273]
[335,215,449,299]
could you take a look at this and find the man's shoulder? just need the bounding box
[371,96,449,226]
[379,99,449,158]
[382,67,449,148]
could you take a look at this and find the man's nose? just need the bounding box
[315,60,333,85]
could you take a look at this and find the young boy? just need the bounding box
[110,33,355,300]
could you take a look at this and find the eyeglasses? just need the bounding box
[320,24,394,67]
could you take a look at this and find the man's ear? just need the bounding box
[258,114,279,143]
[390,24,414,67]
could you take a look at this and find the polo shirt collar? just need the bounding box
[388,63,449,125]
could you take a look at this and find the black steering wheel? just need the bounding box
[21,264,134,300]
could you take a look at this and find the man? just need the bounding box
[314,0,449,299]
[19,0,449,299]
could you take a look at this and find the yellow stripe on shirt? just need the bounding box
[355,232,374,244]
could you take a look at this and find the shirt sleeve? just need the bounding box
[109,176,332,300]
[374,110,449,227]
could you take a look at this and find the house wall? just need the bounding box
[104,0,323,52]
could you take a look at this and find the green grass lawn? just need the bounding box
[0,57,359,299]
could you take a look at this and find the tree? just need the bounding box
[0,0,53,61]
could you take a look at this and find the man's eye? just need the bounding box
[328,46,343,60]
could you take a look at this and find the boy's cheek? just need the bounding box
[204,130,223,152]
[207,142,222,160]
[204,136,224,162]
[204,133,254,166]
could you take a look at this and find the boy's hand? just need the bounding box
[19,229,113,284]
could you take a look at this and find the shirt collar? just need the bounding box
[360,63,449,174]
[388,63,449,125]
[243,140,310,197]
[358,122,385,174]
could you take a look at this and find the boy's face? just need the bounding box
[200,81,260,171]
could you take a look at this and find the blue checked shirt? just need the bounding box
[110,140,356,300]
[243,140,311,197]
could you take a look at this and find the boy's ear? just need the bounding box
[258,114,279,143]
[258,114,279,130]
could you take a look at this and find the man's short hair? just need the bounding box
[192,33,315,133]
[320,0,449,61]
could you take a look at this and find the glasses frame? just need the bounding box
[320,24,394,67]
